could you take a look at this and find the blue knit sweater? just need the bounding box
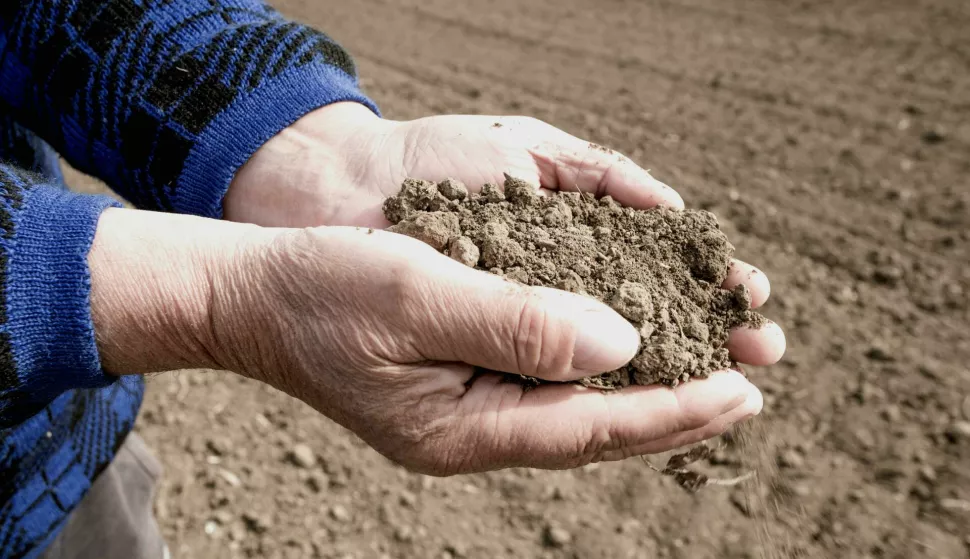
[0,2,376,557]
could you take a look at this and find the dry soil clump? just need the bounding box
[384,175,765,388]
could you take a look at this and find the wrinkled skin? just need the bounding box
[212,102,785,475]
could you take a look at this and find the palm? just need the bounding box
[368,115,546,198]
[329,114,686,228]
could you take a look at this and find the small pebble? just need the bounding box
[854,428,876,450]
[945,420,970,442]
[217,468,242,488]
[206,437,230,457]
[241,512,272,534]
[399,490,417,508]
[306,472,328,493]
[593,226,611,239]
[205,520,219,536]
[616,519,642,534]
[329,505,351,522]
[480,182,505,202]
[437,178,468,201]
[865,344,894,362]
[394,525,414,543]
[778,449,804,469]
[921,128,946,145]
[288,444,316,469]
[444,541,468,558]
[881,405,902,422]
[543,524,572,548]
[448,236,480,267]
[939,498,970,512]
[872,265,903,286]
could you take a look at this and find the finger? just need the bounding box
[726,321,786,365]
[723,259,771,309]
[596,388,763,462]
[525,123,685,210]
[415,257,640,381]
[451,370,759,471]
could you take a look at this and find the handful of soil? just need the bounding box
[383,175,764,388]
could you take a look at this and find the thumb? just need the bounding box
[412,258,640,381]
[509,117,685,210]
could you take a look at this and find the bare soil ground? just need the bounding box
[74,0,970,557]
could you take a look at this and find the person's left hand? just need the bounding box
[226,102,685,229]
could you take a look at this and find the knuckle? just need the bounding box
[580,409,623,460]
[672,391,713,434]
[380,416,461,476]
[513,296,574,378]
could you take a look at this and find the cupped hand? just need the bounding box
[222,101,785,471]
[228,101,783,357]
[213,227,768,474]
[226,102,684,228]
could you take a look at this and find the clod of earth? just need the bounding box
[384,175,766,388]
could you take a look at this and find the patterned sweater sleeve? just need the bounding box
[0,1,378,217]
[0,164,121,428]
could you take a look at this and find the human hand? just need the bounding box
[226,101,784,373]
[203,225,769,474]
[225,102,686,229]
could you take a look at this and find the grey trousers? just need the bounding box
[40,433,169,559]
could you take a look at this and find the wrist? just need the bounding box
[88,208,269,375]
[223,101,387,227]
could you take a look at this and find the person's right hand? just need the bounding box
[198,225,774,475]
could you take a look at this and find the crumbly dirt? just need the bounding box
[384,175,765,388]
[68,0,970,557]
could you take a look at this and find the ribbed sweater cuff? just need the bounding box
[1,187,121,422]
[175,64,380,218]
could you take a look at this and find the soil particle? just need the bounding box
[242,512,272,534]
[384,175,764,387]
[945,420,970,442]
[503,173,539,206]
[447,236,480,267]
[382,178,439,223]
[542,524,572,548]
[881,404,902,422]
[939,499,970,512]
[388,211,461,252]
[480,182,505,203]
[778,448,805,469]
[921,128,946,145]
[329,504,351,523]
[288,443,316,469]
[306,472,328,492]
[206,437,230,457]
[393,525,415,542]
[864,343,895,362]
[398,490,417,508]
[437,178,469,201]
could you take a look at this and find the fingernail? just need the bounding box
[647,173,685,210]
[736,383,764,417]
[571,308,640,373]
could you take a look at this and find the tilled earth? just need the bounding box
[76,0,970,557]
